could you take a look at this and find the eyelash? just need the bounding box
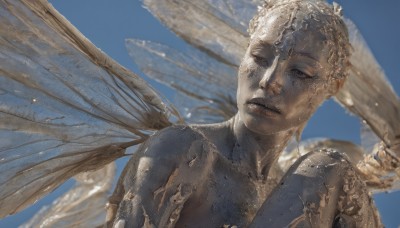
[251,54,314,79]
[291,69,312,79]
[252,54,269,67]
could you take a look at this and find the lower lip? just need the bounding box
[247,103,281,117]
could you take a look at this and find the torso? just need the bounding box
[110,123,282,227]
[174,124,279,227]
[111,122,382,228]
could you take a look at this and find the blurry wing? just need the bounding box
[335,19,400,148]
[21,162,116,228]
[334,20,400,192]
[358,116,400,193]
[336,20,400,192]
[142,0,261,66]
[360,122,382,155]
[126,39,237,123]
[0,0,180,217]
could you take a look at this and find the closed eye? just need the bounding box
[291,69,313,79]
[252,54,269,67]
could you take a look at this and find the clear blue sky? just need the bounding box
[1,0,399,227]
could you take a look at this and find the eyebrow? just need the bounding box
[291,52,322,67]
[252,40,276,52]
[252,41,323,67]
[292,52,318,62]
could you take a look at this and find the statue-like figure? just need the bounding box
[106,1,382,227]
[1,0,399,227]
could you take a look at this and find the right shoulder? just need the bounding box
[112,125,216,227]
[122,124,215,189]
[138,125,206,162]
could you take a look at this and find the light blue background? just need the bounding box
[1,0,399,227]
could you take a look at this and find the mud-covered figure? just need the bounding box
[2,0,400,227]
[106,1,381,227]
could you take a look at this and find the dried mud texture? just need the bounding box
[106,126,217,227]
[357,142,400,192]
[251,149,382,227]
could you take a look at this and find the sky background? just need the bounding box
[1,0,399,227]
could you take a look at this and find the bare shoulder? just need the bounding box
[108,125,217,226]
[140,124,210,161]
[121,124,216,186]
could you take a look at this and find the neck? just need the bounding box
[228,114,294,181]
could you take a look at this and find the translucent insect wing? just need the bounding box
[126,39,237,122]
[336,19,400,148]
[0,0,179,217]
[142,0,262,66]
[20,163,115,228]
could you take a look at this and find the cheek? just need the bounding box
[286,81,328,119]
[304,83,329,115]
[238,58,255,78]
[238,63,259,92]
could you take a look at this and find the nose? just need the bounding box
[259,56,283,95]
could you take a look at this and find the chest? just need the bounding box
[177,159,278,227]
[210,170,266,223]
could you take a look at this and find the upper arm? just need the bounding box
[111,126,212,227]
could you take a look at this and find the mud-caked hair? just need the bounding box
[248,0,350,81]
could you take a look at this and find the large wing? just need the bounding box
[128,0,262,122]
[335,19,400,149]
[0,0,180,217]
[20,162,116,228]
[142,0,262,66]
[126,39,237,123]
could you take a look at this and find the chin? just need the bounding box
[241,110,289,135]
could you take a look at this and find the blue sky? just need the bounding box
[1,0,399,227]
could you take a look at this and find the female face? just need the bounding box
[237,7,338,135]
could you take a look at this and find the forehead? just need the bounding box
[251,6,328,56]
